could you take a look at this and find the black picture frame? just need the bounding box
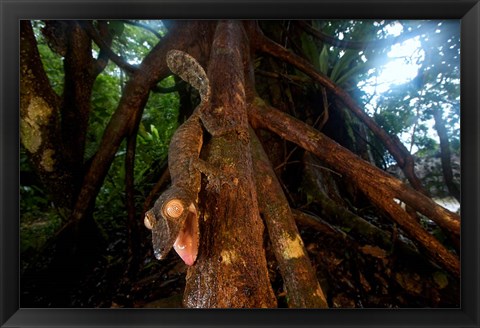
[1,0,479,327]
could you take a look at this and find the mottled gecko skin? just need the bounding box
[166,50,211,114]
[167,49,241,138]
[144,113,203,265]
[144,50,210,266]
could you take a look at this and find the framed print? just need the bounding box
[1,0,479,327]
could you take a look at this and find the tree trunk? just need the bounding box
[251,129,328,308]
[433,110,460,202]
[20,21,73,208]
[183,21,276,308]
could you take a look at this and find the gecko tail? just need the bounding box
[166,49,211,104]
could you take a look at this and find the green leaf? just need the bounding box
[318,45,330,75]
[335,61,368,87]
[150,124,160,140]
[301,34,320,71]
[138,122,153,140]
[330,49,359,83]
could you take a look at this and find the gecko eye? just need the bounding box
[163,199,184,219]
[144,212,155,230]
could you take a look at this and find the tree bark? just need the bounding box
[183,21,276,308]
[20,21,74,208]
[60,21,98,196]
[251,128,328,308]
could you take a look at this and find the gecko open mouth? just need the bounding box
[173,204,199,266]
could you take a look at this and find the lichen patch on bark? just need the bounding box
[41,149,55,172]
[314,286,325,299]
[281,232,306,260]
[220,249,237,265]
[20,97,53,153]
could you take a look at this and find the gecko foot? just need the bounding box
[191,159,238,193]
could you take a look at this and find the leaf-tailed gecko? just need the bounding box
[144,50,211,266]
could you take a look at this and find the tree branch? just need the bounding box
[69,22,208,226]
[249,99,460,277]
[297,21,434,51]
[83,21,189,94]
[61,21,97,189]
[81,21,137,75]
[91,21,114,76]
[292,209,349,239]
[124,109,144,276]
[251,25,428,195]
[250,128,328,308]
[433,110,460,202]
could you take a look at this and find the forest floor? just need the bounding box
[20,211,460,308]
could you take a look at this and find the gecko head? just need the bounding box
[145,186,199,265]
[144,207,173,260]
